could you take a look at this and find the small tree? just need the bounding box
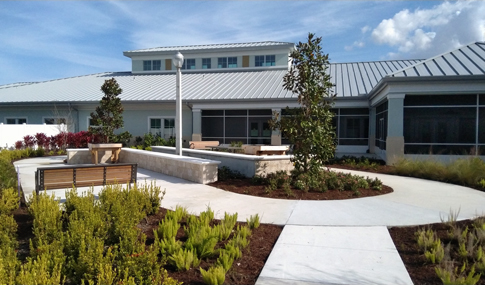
[89,78,124,143]
[270,33,336,174]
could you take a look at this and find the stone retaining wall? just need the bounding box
[152,146,293,177]
[66,148,221,184]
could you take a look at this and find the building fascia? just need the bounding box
[123,43,295,58]
[368,75,485,106]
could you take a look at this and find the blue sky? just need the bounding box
[1,0,484,86]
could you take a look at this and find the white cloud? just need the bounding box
[371,0,485,59]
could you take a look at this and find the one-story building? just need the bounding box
[1,41,484,164]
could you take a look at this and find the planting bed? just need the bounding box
[210,177,393,200]
[12,204,282,285]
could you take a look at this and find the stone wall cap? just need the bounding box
[122,148,221,165]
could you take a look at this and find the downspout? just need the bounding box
[69,103,79,133]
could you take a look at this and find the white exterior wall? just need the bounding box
[0,124,66,149]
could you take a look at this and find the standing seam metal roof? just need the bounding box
[2,42,485,104]
[389,42,485,77]
[124,41,294,53]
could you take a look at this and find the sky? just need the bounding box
[1,0,484,86]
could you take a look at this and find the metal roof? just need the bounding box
[2,42,485,104]
[0,70,295,104]
[124,41,294,53]
[389,42,485,77]
[328,60,422,97]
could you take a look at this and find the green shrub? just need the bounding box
[28,192,63,246]
[168,248,200,271]
[165,205,188,223]
[0,187,19,215]
[156,217,180,240]
[435,261,481,285]
[200,265,226,285]
[0,157,17,192]
[218,166,245,181]
[216,251,234,273]
[247,214,260,229]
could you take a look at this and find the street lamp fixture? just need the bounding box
[172,52,184,155]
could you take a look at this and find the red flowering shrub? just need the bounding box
[34,133,49,149]
[54,132,67,150]
[49,135,57,150]
[15,141,23,150]
[23,135,35,148]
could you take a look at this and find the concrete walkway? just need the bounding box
[14,157,485,285]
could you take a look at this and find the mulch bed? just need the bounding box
[12,204,282,285]
[12,163,485,284]
[209,177,393,200]
[389,219,485,285]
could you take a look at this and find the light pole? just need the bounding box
[172,51,184,156]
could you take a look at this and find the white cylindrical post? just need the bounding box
[172,52,184,156]
[175,67,182,155]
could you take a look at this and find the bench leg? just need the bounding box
[112,149,121,163]
[91,150,98,165]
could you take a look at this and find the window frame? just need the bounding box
[217,57,227,68]
[4,117,27,124]
[148,116,176,138]
[255,55,276,67]
[182,58,196,70]
[152,60,161,71]
[202,58,211,69]
[43,117,67,125]
[143,60,152,71]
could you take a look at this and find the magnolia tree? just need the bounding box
[89,78,124,143]
[270,33,336,174]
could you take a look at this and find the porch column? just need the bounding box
[368,107,376,153]
[271,108,282,146]
[191,108,202,141]
[386,94,405,164]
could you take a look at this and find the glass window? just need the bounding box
[202,58,211,69]
[225,117,246,137]
[404,95,476,106]
[404,107,476,144]
[249,109,272,116]
[265,55,275,66]
[6,118,27,124]
[88,118,98,127]
[255,55,264,67]
[202,117,223,137]
[44,118,66,124]
[150,118,162,135]
[164,119,175,138]
[152,60,161,70]
[228,57,237,68]
[225,110,246,116]
[182,59,195,70]
[217,58,227,68]
[143,60,151,71]
[202,110,224,116]
[255,55,275,67]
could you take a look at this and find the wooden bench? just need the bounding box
[35,163,137,195]
[189,141,219,150]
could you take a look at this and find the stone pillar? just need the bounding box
[368,107,376,153]
[271,108,282,146]
[386,94,405,165]
[191,109,202,141]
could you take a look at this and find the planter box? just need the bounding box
[243,145,289,156]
